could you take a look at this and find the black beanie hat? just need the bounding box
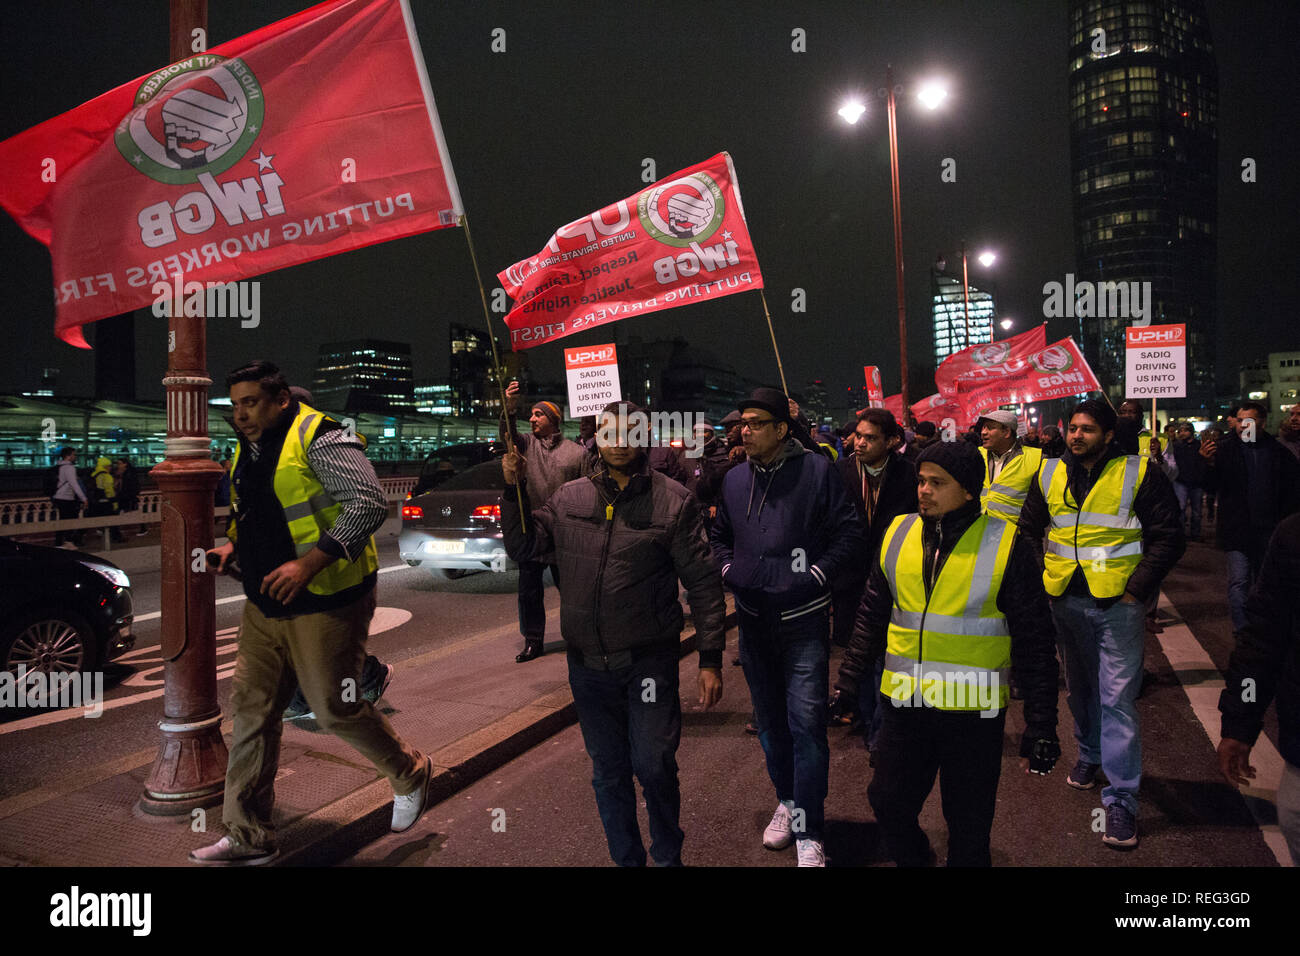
[915,440,985,501]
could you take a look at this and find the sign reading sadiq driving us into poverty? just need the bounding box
[1125,323,1185,399]
[565,343,621,417]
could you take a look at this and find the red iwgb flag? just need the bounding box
[498,152,763,349]
[882,392,963,426]
[863,366,885,408]
[957,337,1101,419]
[0,0,463,347]
[935,324,1047,399]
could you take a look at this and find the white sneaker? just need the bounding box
[763,802,794,850]
[796,838,826,867]
[391,754,432,832]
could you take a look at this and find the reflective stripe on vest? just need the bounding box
[1039,454,1147,599]
[230,402,379,596]
[877,512,1015,712]
[979,445,1042,524]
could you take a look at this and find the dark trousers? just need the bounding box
[831,578,866,648]
[739,607,831,841]
[567,645,684,867]
[53,498,82,545]
[518,559,559,646]
[867,703,1007,867]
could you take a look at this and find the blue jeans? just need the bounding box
[567,645,684,866]
[1050,594,1145,817]
[1172,481,1202,538]
[738,607,830,841]
[1225,550,1260,633]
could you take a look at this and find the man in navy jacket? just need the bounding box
[711,387,863,866]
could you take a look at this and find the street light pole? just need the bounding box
[140,0,227,816]
[885,66,910,420]
[961,241,970,352]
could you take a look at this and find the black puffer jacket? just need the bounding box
[1202,430,1300,555]
[501,456,726,669]
[837,500,1059,752]
[1219,514,1300,767]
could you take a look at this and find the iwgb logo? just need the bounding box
[116,55,264,185]
[970,343,1011,367]
[1029,345,1073,374]
[638,172,725,247]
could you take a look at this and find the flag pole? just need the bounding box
[758,289,789,396]
[459,212,526,532]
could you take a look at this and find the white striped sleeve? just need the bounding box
[305,427,388,561]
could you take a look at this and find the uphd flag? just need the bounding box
[0,0,463,347]
[934,324,1047,399]
[498,152,763,350]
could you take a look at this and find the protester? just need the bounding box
[1199,401,1300,633]
[1019,399,1184,849]
[1217,513,1300,865]
[502,380,589,662]
[50,446,87,548]
[1200,427,1221,522]
[975,409,1043,525]
[1278,403,1300,461]
[89,455,125,543]
[1039,424,1066,459]
[192,361,429,864]
[113,458,148,536]
[902,420,938,462]
[500,400,725,867]
[685,418,728,523]
[826,409,918,757]
[1169,422,1206,540]
[711,386,863,866]
[838,441,1059,866]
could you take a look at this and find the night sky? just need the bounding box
[1,0,1296,407]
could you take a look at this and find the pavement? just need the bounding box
[0,555,734,867]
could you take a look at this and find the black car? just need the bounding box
[399,458,516,580]
[409,441,505,498]
[0,538,135,675]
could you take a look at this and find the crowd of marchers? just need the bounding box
[182,356,1300,868]
[496,385,1300,867]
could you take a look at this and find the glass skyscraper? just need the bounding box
[1069,0,1217,407]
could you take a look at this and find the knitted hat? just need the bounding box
[532,401,561,427]
[915,440,984,501]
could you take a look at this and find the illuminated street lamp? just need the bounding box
[839,70,948,420]
[1000,317,1014,331]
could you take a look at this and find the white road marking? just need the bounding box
[0,606,413,736]
[131,562,413,621]
[1155,590,1293,867]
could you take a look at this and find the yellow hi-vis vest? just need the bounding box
[230,402,380,596]
[979,444,1043,523]
[878,512,1016,712]
[1038,454,1147,599]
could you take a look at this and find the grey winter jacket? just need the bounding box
[500,457,726,669]
[501,419,590,512]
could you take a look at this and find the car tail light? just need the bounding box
[471,505,501,520]
[402,505,423,519]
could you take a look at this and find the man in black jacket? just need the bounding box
[1217,513,1300,865]
[711,387,863,866]
[838,441,1059,866]
[828,410,918,752]
[1169,422,1206,540]
[1198,401,1300,633]
[501,400,725,867]
[1019,400,1184,849]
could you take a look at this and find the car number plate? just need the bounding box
[430,540,465,554]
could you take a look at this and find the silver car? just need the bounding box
[398,459,516,580]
